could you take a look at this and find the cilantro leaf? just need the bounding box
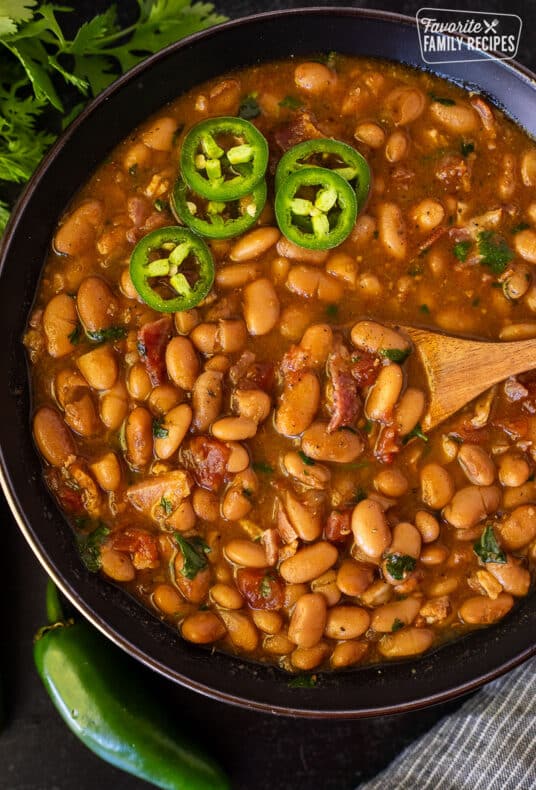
[460,141,474,157]
[385,553,416,580]
[68,324,82,345]
[391,617,404,633]
[252,461,274,474]
[402,423,428,444]
[238,93,260,119]
[86,325,127,343]
[152,418,169,439]
[76,522,110,572]
[160,496,173,515]
[453,240,471,262]
[174,533,210,579]
[473,525,506,564]
[279,95,303,110]
[288,674,317,688]
[511,222,530,234]
[478,230,514,274]
[379,347,410,363]
[298,450,315,466]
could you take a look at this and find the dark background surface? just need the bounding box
[1,1,534,789]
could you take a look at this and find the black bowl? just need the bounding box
[1,7,535,718]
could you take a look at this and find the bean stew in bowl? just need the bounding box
[24,54,536,675]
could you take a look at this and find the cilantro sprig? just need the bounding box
[473,525,506,564]
[0,1,226,234]
[174,533,211,580]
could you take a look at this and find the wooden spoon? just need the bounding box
[401,326,536,431]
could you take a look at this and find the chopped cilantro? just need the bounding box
[478,230,514,274]
[379,348,410,363]
[385,553,416,580]
[279,95,303,110]
[325,304,339,319]
[403,423,428,444]
[473,525,506,564]
[362,419,373,434]
[453,240,471,262]
[152,418,169,439]
[419,304,430,314]
[238,93,261,119]
[298,450,315,466]
[430,93,456,105]
[391,617,404,633]
[160,496,173,516]
[288,674,317,688]
[86,326,127,344]
[242,487,254,499]
[461,141,474,157]
[351,487,367,505]
[511,222,530,234]
[76,523,110,573]
[68,325,82,345]
[174,533,210,580]
[259,573,273,599]
[154,198,168,213]
[252,461,274,474]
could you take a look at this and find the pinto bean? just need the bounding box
[351,320,410,356]
[55,369,100,438]
[290,642,330,670]
[212,416,257,441]
[225,442,249,473]
[99,380,128,430]
[90,452,122,492]
[459,593,514,624]
[219,611,259,652]
[123,142,151,172]
[288,593,327,648]
[415,510,440,543]
[233,388,271,424]
[252,610,282,634]
[76,277,117,333]
[331,641,369,668]
[54,200,103,256]
[310,570,341,607]
[152,584,183,615]
[365,364,403,422]
[275,372,320,437]
[141,116,177,151]
[371,597,421,633]
[443,485,501,529]
[498,454,531,488]
[192,488,219,522]
[294,62,335,94]
[77,346,118,391]
[243,278,280,336]
[283,451,330,490]
[498,505,536,550]
[125,406,153,469]
[284,491,322,542]
[325,606,370,640]
[300,324,334,366]
[385,86,425,125]
[379,628,433,657]
[420,464,455,510]
[43,294,78,358]
[192,370,223,432]
[280,542,338,584]
[355,121,385,148]
[225,539,268,568]
[153,403,192,459]
[360,580,392,607]
[487,557,530,597]
[100,549,136,582]
[352,499,391,560]
[458,444,496,486]
[420,543,449,566]
[276,236,328,264]
[264,633,295,655]
[216,262,263,289]
[33,406,76,467]
[181,611,226,644]
[514,229,536,264]
[411,199,445,232]
[385,130,409,162]
[301,421,364,463]
[230,227,280,261]
[374,467,408,498]
[430,101,478,134]
[336,560,375,596]
[127,363,152,401]
[520,149,536,186]
[377,202,407,260]
[148,384,182,416]
[165,337,199,390]
[389,522,422,559]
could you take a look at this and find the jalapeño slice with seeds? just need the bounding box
[171,177,267,239]
[275,138,371,213]
[275,166,357,250]
[129,226,214,313]
[180,117,269,201]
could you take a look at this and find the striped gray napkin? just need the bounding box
[357,657,536,790]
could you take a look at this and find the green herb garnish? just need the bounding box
[68,324,82,345]
[298,450,315,467]
[391,617,404,633]
[76,523,110,573]
[279,95,303,110]
[461,141,474,157]
[154,198,168,213]
[430,93,455,105]
[288,674,317,688]
[86,326,127,344]
[238,93,260,119]
[362,419,373,434]
[473,525,506,564]
[478,230,514,274]
[379,348,410,363]
[351,487,366,505]
[152,418,169,439]
[402,423,428,444]
[252,461,274,474]
[385,553,416,580]
[174,533,210,579]
[160,496,173,516]
[419,304,430,314]
[511,222,530,234]
[453,240,471,262]
[259,573,273,599]
[325,304,339,319]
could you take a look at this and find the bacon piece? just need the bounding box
[126,470,192,513]
[375,424,401,464]
[418,225,448,253]
[276,501,298,544]
[181,436,230,491]
[111,528,160,570]
[324,510,352,543]
[137,316,173,386]
[236,568,284,610]
[280,344,311,378]
[45,468,84,516]
[244,361,275,394]
[274,111,324,151]
[261,528,280,567]
[229,351,255,385]
[435,155,469,190]
[350,351,381,388]
[326,342,361,433]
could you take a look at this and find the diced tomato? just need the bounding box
[137,316,173,386]
[351,352,380,388]
[111,528,160,570]
[375,424,401,464]
[324,510,352,543]
[45,468,85,516]
[236,568,284,610]
[182,436,230,491]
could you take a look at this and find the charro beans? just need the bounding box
[420,464,455,510]
[290,642,330,670]
[301,421,364,463]
[192,370,223,432]
[90,452,122,491]
[219,611,259,652]
[331,641,368,668]
[497,505,536,550]
[385,86,425,125]
[181,612,226,644]
[288,593,327,647]
[377,203,407,260]
[100,549,136,582]
[430,100,478,134]
[371,597,421,633]
[233,389,271,424]
[284,491,322,542]
[43,294,78,358]
[324,606,370,640]
[125,406,153,469]
[225,539,268,568]
[280,542,338,583]
[365,364,403,422]
[283,451,331,489]
[76,276,117,333]
[99,380,128,430]
[165,337,199,390]
[153,403,192,459]
[212,416,257,441]
[458,445,496,486]
[352,499,391,560]
[243,278,280,336]
[351,320,410,356]
[379,628,434,658]
[294,62,335,94]
[394,388,426,436]
[443,485,501,529]
[77,345,118,391]
[275,372,320,437]
[230,227,280,261]
[336,560,375,596]
[459,593,514,625]
[216,262,262,289]
[33,406,76,466]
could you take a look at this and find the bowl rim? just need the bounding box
[1,5,535,718]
